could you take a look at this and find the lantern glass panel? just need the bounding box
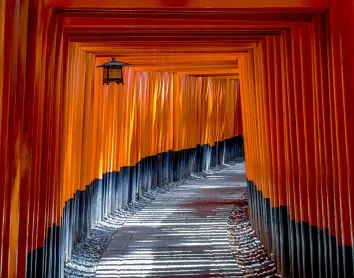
[109,68,122,79]
[102,68,108,84]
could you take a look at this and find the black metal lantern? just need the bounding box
[97,57,130,85]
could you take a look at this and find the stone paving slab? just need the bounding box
[97,163,246,277]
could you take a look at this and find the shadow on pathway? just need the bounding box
[97,162,247,278]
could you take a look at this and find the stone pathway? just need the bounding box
[97,162,247,278]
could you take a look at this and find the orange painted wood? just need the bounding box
[239,10,353,250]
[46,0,330,9]
[282,29,297,221]
[2,0,354,276]
[328,0,353,247]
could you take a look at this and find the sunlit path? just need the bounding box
[96,162,246,278]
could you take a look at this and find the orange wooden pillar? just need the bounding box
[329,0,354,275]
[240,9,354,278]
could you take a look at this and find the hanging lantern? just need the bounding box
[97,57,130,85]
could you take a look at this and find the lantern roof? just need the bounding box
[97,57,130,68]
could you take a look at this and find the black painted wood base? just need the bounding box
[248,180,354,278]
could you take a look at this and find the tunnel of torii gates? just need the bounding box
[1,0,354,277]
